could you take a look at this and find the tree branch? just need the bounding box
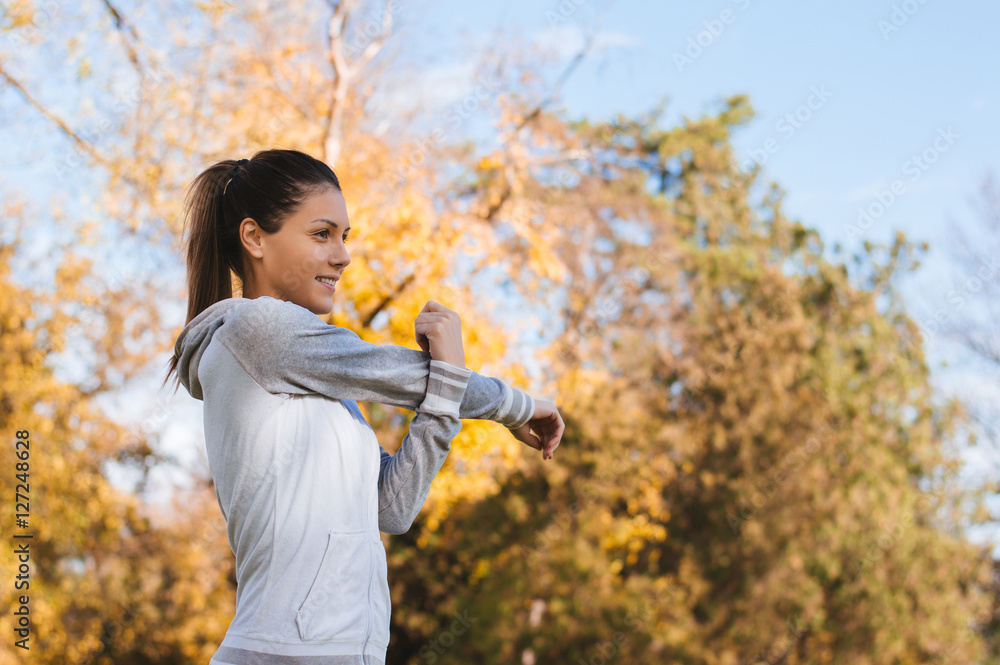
[101,0,144,77]
[323,0,392,164]
[0,63,106,166]
[512,1,616,132]
[362,273,414,329]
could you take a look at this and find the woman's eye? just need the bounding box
[343,235,350,244]
[317,229,330,238]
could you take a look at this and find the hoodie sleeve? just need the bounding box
[375,359,470,534]
[215,295,535,430]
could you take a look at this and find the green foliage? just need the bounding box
[384,97,994,665]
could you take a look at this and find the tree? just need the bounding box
[382,91,994,663]
[932,172,1000,660]
[932,173,1000,457]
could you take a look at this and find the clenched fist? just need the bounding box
[414,301,466,369]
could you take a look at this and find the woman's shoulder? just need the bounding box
[221,296,354,348]
[229,295,316,328]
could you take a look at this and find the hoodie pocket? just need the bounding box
[296,530,370,643]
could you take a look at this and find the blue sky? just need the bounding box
[406,0,998,253]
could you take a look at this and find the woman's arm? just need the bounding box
[215,296,534,429]
[374,360,470,534]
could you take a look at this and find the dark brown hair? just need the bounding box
[162,148,342,392]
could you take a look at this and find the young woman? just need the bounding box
[163,149,563,665]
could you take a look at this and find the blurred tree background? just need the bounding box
[0,1,997,664]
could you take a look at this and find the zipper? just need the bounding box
[360,401,375,663]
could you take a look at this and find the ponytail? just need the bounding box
[162,149,342,392]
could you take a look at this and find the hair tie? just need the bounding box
[222,158,249,196]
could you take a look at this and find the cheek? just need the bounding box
[267,239,296,274]
[270,238,316,284]
[299,241,328,276]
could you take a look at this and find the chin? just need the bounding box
[313,293,335,315]
[309,299,334,316]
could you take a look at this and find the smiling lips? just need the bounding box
[316,276,338,290]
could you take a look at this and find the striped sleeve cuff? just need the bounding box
[496,383,535,430]
[418,360,474,418]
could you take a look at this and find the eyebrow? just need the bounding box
[311,218,351,232]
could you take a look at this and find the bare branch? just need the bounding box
[323,0,393,164]
[0,63,105,166]
[361,273,414,329]
[513,42,589,132]
[259,43,319,122]
[513,1,617,132]
[525,149,593,166]
[101,0,144,76]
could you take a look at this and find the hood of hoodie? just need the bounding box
[174,297,251,400]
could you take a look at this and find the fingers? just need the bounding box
[515,398,566,460]
[511,426,543,451]
[542,411,565,460]
[415,312,461,338]
[420,300,453,315]
[511,414,563,461]
[526,432,543,451]
[415,305,463,363]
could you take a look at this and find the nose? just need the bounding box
[331,243,350,270]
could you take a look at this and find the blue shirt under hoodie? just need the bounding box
[172,295,535,665]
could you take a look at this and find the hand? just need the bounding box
[414,300,466,369]
[509,398,564,461]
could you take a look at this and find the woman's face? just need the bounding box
[238,184,351,315]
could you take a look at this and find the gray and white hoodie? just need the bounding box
[173,295,534,665]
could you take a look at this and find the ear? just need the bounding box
[239,217,265,259]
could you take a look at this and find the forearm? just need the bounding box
[218,296,535,428]
[377,411,460,534]
[377,360,469,534]
[462,372,535,428]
